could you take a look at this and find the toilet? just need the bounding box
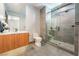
[33,33,42,47]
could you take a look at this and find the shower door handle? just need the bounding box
[72,25,75,27]
[58,27,60,31]
[56,26,60,31]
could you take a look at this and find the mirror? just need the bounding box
[0,3,26,33]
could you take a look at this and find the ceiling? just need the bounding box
[29,3,62,9]
[29,3,45,9]
[4,3,45,13]
[4,3,61,16]
[4,3,26,16]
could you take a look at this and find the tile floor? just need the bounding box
[19,44,73,56]
[0,44,73,56]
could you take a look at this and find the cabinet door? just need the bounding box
[14,34,20,48]
[9,34,15,50]
[3,35,10,52]
[25,33,29,44]
[19,33,29,47]
[0,36,3,53]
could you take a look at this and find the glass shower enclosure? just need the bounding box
[46,3,75,53]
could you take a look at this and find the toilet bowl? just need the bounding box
[33,33,42,47]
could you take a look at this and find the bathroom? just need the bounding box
[0,3,79,56]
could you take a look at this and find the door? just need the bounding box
[57,9,75,44]
[46,4,75,52]
[54,4,75,52]
[56,8,75,51]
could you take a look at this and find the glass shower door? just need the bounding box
[55,8,75,52]
[47,4,75,53]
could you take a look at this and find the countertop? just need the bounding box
[0,31,29,35]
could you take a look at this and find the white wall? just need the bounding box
[0,3,5,21]
[25,5,40,42]
[19,16,26,31]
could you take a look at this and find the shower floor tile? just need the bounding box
[49,39,74,52]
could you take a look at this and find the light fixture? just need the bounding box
[8,15,19,20]
[0,15,6,20]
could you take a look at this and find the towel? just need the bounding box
[0,21,4,32]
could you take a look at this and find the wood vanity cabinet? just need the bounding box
[0,33,29,53]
